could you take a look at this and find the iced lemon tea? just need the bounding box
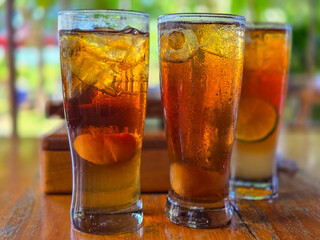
[159,14,245,228]
[230,23,291,200]
[59,10,149,234]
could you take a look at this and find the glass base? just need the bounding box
[71,199,143,235]
[230,176,278,200]
[165,193,232,229]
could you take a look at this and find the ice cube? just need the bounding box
[77,34,128,64]
[61,30,148,97]
[67,75,92,99]
[85,31,148,67]
[60,34,92,98]
[65,36,120,96]
[196,25,242,59]
[160,29,199,63]
[124,34,149,66]
[92,63,120,96]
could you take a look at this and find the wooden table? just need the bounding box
[1,127,320,239]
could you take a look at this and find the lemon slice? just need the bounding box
[160,29,198,63]
[170,163,227,200]
[73,132,136,165]
[235,97,278,142]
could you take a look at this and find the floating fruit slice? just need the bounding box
[170,163,227,200]
[73,132,136,165]
[160,29,198,63]
[235,97,278,142]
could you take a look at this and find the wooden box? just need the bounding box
[40,125,170,194]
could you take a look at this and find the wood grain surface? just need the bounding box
[1,128,320,239]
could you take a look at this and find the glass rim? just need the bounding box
[158,13,245,23]
[246,22,291,30]
[58,9,149,18]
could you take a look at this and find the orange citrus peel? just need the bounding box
[73,132,136,165]
[236,97,278,142]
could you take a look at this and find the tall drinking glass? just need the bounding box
[58,10,149,234]
[230,23,291,200]
[158,13,245,228]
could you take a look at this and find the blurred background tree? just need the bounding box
[0,0,319,136]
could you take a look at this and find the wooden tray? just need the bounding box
[40,125,170,194]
